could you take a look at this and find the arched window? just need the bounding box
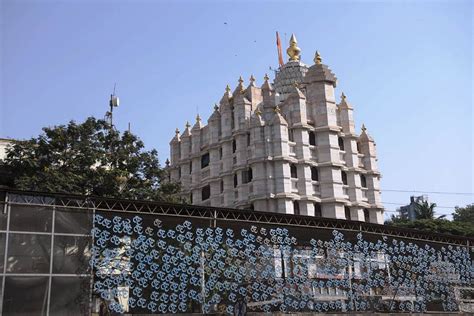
[243,167,253,184]
[356,142,361,153]
[232,139,237,153]
[233,174,238,188]
[308,131,316,146]
[341,171,348,185]
[201,185,210,201]
[364,208,370,222]
[314,203,322,217]
[219,147,223,159]
[338,137,345,151]
[201,153,210,168]
[344,206,351,220]
[293,201,300,215]
[360,174,367,188]
[290,164,297,179]
[311,167,319,181]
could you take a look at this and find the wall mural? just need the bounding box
[90,214,473,314]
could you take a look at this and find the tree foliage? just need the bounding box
[414,200,437,219]
[452,204,474,224]
[386,203,474,237]
[0,117,181,202]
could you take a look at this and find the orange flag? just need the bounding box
[276,31,284,67]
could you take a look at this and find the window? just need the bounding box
[356,142,361,153]
[231,106,235,129]
[243,168,253,184]
[345,206,351,220]
[201,153,210,168]
[233,174,238,188]
[220,180,224,193]
[293,201,300,215]
[341,171,348,185]
[190,193,193,204]
[219,147,223,159]
[290,164,297,178]
[361,174,367,188]
[288,129,294,142]
[309,131,316,146]
[311,167,319,181]
[232,139,236,153]
[247,133,251,146]
[338,137,345,151]
[364,208,370,222]
[201,185,210,201]
[189,161,192,174]
[314,203,322,217]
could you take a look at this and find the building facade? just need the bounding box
[168,35,383,224]
[397,195,428,221]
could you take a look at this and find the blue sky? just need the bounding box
[1,0,472,218]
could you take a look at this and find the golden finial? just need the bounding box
[185,121,191,129]
[314,51,322,65]
[286,33,301,61]
[249,75,256,85]
[361,124,367,132]
[341,92,346,101]
[175,128,180,135]
[274,105,281,113]
[225,85,231,93]
[264,73,269,81]
[196,114,201,122]
[292,81,299,88]
[254,108,262,116]
[214,103,219,111]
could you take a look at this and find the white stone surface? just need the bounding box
[168,50,384,224]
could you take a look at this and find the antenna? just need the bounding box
[106,83,119,128]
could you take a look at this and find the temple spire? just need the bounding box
[287,34,301,61]
[314,51,322,65]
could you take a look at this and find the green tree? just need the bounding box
[452,204,474,224]
[0,117,181,202]
[414,200,440,219]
